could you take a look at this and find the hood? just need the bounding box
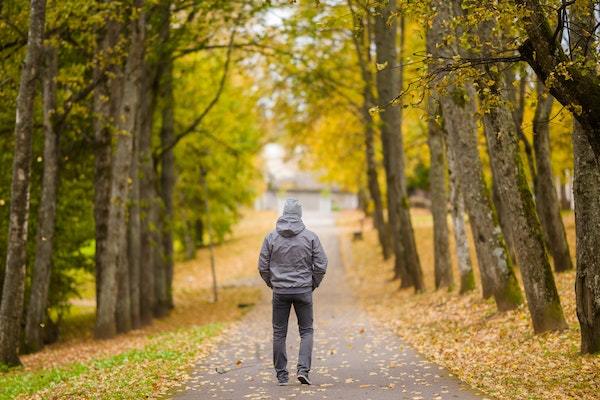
[282,198,302,218]
[276,215,306,238]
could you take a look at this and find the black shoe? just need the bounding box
[277,381,289,386]
[297,374,311,385]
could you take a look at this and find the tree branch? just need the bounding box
[153,28,236,161]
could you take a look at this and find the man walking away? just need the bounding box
[258,198,328,386]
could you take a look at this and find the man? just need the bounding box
[258,198,328,386]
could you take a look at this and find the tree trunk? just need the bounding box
[0,0,46,366]
[477,18,567,333]
[347,3,391,260]
[183,221,196,261]
[533,82,573,272]
[153,200,169,317]
[93,13,121,339]
[491,169,516,264]
[571,1,600,353]
[447,146,475,294]
[93,13,121,337]
[430,0,522,311]
[194,218,204,248]
[363,107,390,260]
[96,1,145,338]
[159,57,175,311]
[115,0,145,334]
[24,45,58,353]
[573,121,600,353]
[137,1,174,324]
[482,103,567,332]
[128,122,142,329]
[441,88,521,309]
[427,97,453,290]
[373,1,424,291]
[137,68,157,326]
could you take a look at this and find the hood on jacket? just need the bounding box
[277,198,305,237]
[282,198,302,218]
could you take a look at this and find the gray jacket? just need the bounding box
[258,213,328,294]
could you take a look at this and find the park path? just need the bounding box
[174,212,488,400]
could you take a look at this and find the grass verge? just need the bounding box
[1,324,221,400]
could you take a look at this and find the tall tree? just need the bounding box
[426,95,453,289]
[159,57,175,311]
[138,69,157,324]
[116,0,146,333]
[373,0,424,291]
[96,0,146,338]
[0,0,47,366]
[532,81,573,273]
[476,13,567,333]
[570,0,600,354]
[128,102,142,330]
[93,12,120,338]
[429,0,522,310]
[156,0,175,314]
[24,45,59,353]
[348,0,391,260]
[93,9,122,338]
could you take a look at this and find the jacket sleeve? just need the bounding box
[311,235,328,290]
[258,236,272,288]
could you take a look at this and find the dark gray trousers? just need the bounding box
[272,291,314,381]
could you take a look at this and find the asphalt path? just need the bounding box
[174,212,488,400]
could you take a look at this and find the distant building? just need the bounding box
[255,144,357,213]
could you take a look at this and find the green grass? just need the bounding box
[0,323,222,400]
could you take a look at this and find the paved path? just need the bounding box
[174,213,488,400]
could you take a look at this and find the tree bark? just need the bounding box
[159,57,175,311]
[348,1,391,260]
[373,0,424,291]
[153,200,169,317]
[447,146,475,294]
[24,45,58,353]
[533,82,573,273]
[362,103,390,260]
[573,121,600,353]
[137,6,171,325]
[481,101,567,332]
[93,14,121,339]
[491,166,516,264]
[571,1,600,354]
[124,1,146,331]
[430,0,522,310]
[0,0,46,366]
[476,18,566,333]
[115,0,145,334]
[137,73,156,326]
[183,221,196,261]
[128,118,142,329]
[427,97,453,289]
[96,1,145,338]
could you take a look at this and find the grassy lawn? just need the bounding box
[0,210,274,399]
[339,209,600,400]
[1,324,221,400]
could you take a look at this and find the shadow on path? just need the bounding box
[174,212,489,399]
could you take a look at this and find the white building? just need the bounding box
[255,144,357,213]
